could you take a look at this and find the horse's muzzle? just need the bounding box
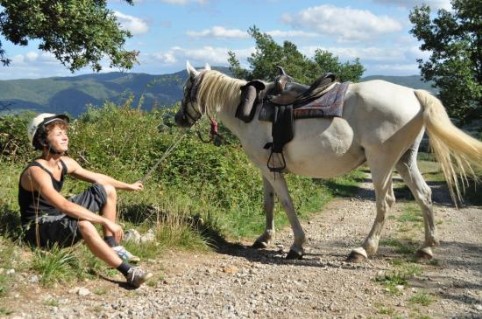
[174,111,191,128]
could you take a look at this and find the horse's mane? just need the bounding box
[197,70,245,117]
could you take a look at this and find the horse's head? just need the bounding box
[175,61,210,128]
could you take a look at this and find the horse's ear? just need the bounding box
[204,63,211,70]
[277,66,287,76]
[186,61,199,77]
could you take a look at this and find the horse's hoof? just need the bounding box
[251,240,268,249]
[415,248,433,261]
[286,249,303,260]
[346,247,368,263]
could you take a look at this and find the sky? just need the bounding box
[0,0,452,80]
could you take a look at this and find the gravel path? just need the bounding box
[4,180,482,319]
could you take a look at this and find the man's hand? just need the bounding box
[128,181,144,191]
[104,220,124,243]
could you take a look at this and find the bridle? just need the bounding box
[180,71,223,145]
[180,71,205,127]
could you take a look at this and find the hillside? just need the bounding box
[0,70,436,117]
[0,71,188,117]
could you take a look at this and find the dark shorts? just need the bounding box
[24,184,107,248]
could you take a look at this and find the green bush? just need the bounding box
[0,111,37,163]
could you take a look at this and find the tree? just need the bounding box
[409,0,482,120]
[0,0,138,72]
[228,26,365,83]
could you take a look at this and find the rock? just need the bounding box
[222,265,239,274]
[124,229,142,243]
[77,287,91,296]
[140,229,156,243]
[29,275,39,283]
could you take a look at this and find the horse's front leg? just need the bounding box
[263,172,306,259]
[348,169,395,262]
[252,176,276,249]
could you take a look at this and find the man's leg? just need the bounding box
[78,219,122,267]
[98,184,117,237]
[78,220,152,288]
[70,184,140,263]
[97,184,141,263]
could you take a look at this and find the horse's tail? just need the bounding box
[415,89,482,203]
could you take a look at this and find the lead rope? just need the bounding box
[140,132,187,184]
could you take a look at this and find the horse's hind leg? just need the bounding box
[252,176,276,249]
[395,147,438,259]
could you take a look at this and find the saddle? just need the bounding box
[235,67,347,172]
[269,69,336,106]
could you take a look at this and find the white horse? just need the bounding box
[175,61,482,261]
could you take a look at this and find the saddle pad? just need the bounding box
[292,82,349,119]
[259,82,349,121]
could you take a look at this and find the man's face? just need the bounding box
[46,125,69,153]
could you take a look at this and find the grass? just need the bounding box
[398,203,424,223]
[375,303,397,316]
[32,245,84,286]
[409,292,435,306]
[381,238,418,255]
[375,261,423,295]
[43,297,59,307]
[0,307,14,316]
[0,236,28,296]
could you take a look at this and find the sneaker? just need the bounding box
[126,267,153,288]
[113,245,140,263]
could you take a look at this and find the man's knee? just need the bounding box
[78,220,98,239]
[102,184,117,201]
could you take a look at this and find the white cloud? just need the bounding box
[186,27,319,40]
[148,45,254,70]
[282,5,403,42]
[25,52,39,62]
[267,30,319,38]
[114,11,149,35]
[187,26,248,39]
[372,0,452,10]
[10,51,59,65]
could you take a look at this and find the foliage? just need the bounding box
[409,292,435,306]
[32,245,83,286]
[375,263,423,295]
[0,0,137,72]
[0,111,35,162]
[409,0,482,121]
[228,26,365,83]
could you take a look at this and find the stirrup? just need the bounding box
[267,151,286,172]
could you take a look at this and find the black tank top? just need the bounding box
[18,160,67,225]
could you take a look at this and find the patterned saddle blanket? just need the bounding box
[259,82,349,121]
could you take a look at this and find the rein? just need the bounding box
[141,121,221,184]
[196,118,223,146]
[140,132,186,183]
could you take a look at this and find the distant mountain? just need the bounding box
[0,69,435,117]
[0,70,188,117]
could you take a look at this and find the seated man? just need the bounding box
[19,113,152,288]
